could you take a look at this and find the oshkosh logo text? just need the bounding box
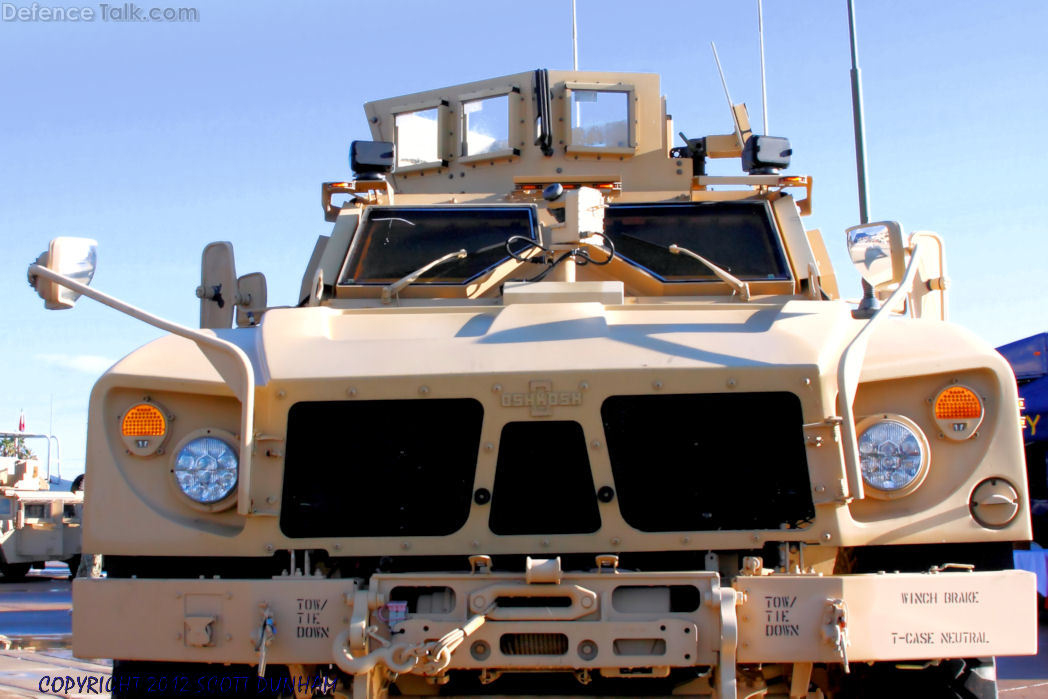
[501,380,582,417]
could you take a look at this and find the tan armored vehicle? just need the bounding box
[0,432,82,578]
[29,70,1035,697]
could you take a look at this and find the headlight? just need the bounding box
[857,414,930,498]
[173,433,238,506]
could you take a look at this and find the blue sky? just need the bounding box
[2,1,1045,474]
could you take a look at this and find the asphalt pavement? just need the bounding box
[0,563,109,697]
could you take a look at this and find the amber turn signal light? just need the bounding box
[120,402,170,457]
[932,385,984,441]
[122,403,166,436]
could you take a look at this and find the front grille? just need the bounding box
[601,392,814,531]
[489,421,600,535]
[280,399,483,538]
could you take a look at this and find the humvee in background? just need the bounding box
[0,432,82,578]
[30,69,1034,697]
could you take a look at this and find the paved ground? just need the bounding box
[0,564,1042,697]
[0,564,109,697]
[1000,624,1048,696]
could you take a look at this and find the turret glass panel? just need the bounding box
[462,94,510,157]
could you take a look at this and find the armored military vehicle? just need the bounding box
[29,69,1035,697]
[0,432,82,578]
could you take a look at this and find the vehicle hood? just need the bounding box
[105,298,1005,388]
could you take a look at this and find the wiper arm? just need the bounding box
[668,243,751,301]
[381,249,467,304]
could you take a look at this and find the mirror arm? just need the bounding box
[28,264,257,515]
[835,240,925,501]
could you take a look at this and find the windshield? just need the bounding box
[604,202,791,282]
[340,206,537,285]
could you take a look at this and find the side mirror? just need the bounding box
[235,272,268,327]
[845,221,906,290]
[29,237,98,310]
[197,242,237,329]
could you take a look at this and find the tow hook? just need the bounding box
[332,610,490,676]
[822,598,850,673]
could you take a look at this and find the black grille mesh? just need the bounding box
[280,399,482,538]
[602,392,814,531]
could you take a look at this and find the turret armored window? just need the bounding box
[395,108,439,167]
[392,101,450,171]
[571,90,628,147]
[562,82,636,156]
[461,94,510,157]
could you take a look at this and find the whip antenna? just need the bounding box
[758,0,768,134]
[571,0,578,70]
[710,42,743,146]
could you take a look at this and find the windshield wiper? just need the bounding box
[381,249,468,304]
[668,243,751,301]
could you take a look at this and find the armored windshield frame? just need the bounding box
[337,204,540,289]
[603,200,793,284]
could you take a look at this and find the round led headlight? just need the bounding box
[172,429,238,509]
[857,414,930,498]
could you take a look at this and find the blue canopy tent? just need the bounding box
[998,333,1048,595]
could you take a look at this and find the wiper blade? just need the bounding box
[381,249,467,304]
[668,243,751,301]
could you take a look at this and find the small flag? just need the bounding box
[17,411,24,433]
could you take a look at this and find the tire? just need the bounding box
[0,561,31,580]
[837,658,997,698]
[66,554,82,577]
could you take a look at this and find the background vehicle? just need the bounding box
[29,69,1035,697]
[0,431,82,579]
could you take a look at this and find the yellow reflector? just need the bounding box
[934,386,982,420]
[122,404,166,437]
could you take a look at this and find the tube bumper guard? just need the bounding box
[73,569,1036,673]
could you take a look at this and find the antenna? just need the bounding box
[710,42,744,146]
[758,0,768,135]
[571,0,578,70]
[848,0,870,225]
[847,0,878,317]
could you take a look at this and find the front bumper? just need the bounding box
[74,568,1036,677]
